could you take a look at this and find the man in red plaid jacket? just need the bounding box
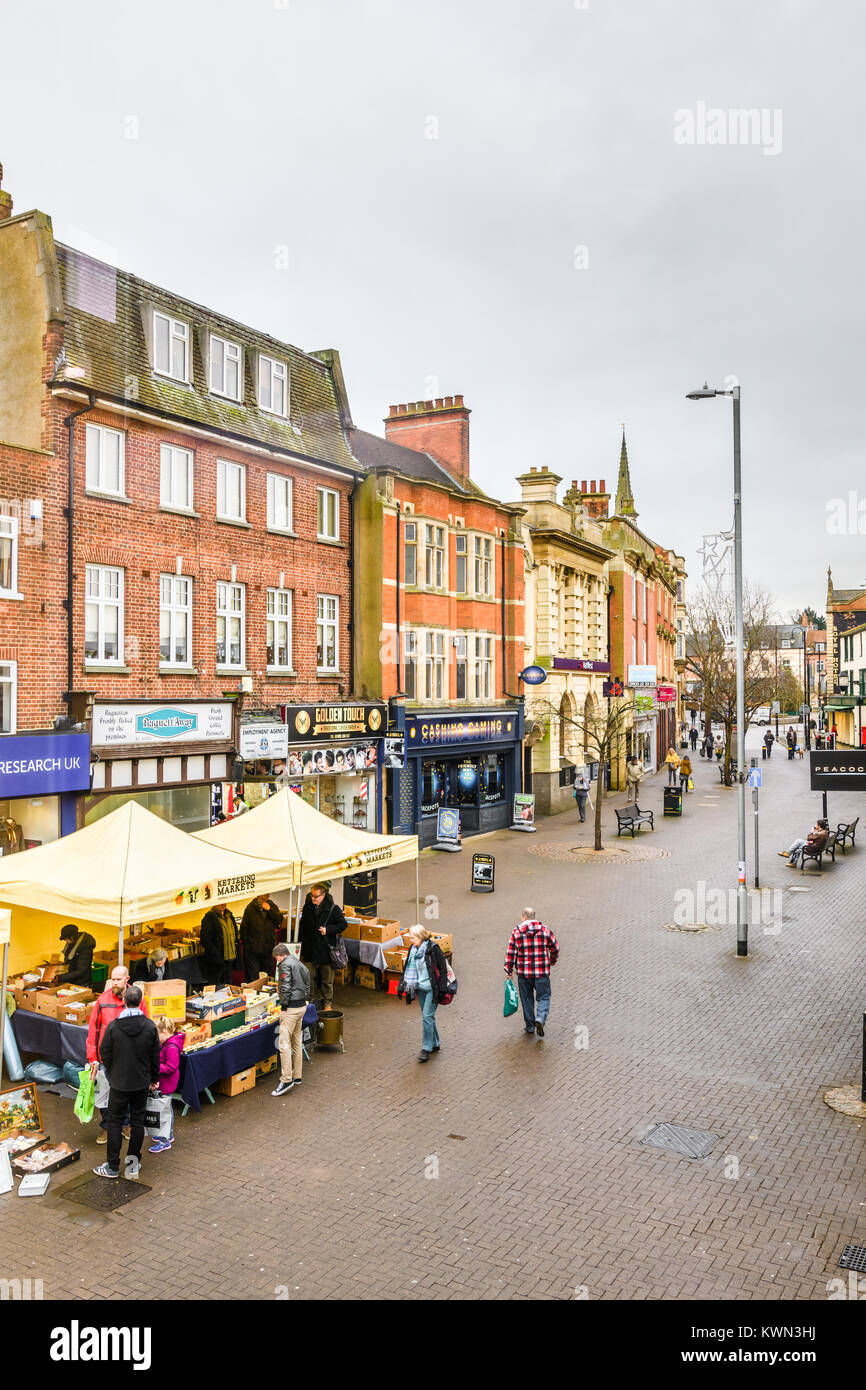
[504,909,560,1038]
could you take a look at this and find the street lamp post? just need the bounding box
[687,382,748,957]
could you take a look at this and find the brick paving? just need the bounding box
[2,727,864,1301]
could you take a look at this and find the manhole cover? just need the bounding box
[61,1177,151,1211]
[839,1245,866,1272]
[662,922,722,934]
[639,1122,720,1159]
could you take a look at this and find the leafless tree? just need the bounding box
[527,694,637,850]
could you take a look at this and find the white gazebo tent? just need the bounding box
[195,786,420,929]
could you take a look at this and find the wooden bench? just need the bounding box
[836,817,859,852]
[800,837,837,871]
[615,804,654,837]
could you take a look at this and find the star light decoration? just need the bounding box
[700,527,736,649]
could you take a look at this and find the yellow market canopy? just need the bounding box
[195,786,419,886]
[0,800,288,929]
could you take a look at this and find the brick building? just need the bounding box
[0,171,387,846]
[352,397,525,842]
[824,571,866,747]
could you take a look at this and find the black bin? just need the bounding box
[343,869,378,916]
[663,786,683,817]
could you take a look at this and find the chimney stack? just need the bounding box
[516,465,562,505]
[576,477,610,520]
[384,395,471,484]
[0,164,12,223]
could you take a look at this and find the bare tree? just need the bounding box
[527,693,636,850]
[684,584,777,785]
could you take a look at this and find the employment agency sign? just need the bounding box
[92,702,234,748]
[0,733,92,797]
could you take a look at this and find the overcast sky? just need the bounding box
[3,0,864,618]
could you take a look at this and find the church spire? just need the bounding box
[615,426,637,519]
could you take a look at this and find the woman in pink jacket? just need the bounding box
[149,1018,185,1154]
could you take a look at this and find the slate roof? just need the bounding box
[55,244,359,473]
[351,427,473,494]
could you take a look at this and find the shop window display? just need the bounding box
[0,797,59,852]
[84,785,211,832]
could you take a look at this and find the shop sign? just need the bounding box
[239,723,289,760]
[436,806,461,845]
[810,750,866,791]
[512,793,535,826]
[471,853,495,893]
[634,695,655,714]
[406,712,518,748]
[169,872,259,910]
[281,743,378,776]
[603,680,624,697]
[382,736,406,769]
[627,665,657,687]
[336,845,395,871]
[552,658,611,673]
[92,702,233,748]
[0,732,92,798]
[657,686,677,703]
[280,702,385,743]
[519,665,548,684]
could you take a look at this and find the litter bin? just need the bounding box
[663,785,683,816]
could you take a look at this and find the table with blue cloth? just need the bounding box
[343,935,403,973]
[12,1009,88,1066]
[178,1003,318,1112]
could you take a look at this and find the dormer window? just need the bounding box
[210,334,242,401]
[259,355,288,416]
[153,312,190,382]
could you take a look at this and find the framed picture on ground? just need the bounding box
[0,1082,43,1140]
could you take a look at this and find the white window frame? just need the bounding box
[403,629,417,699]
[217,459,246,523]
[0,660,16,734]
[474,634,493,700]
[404,521,417,586]
[159,444,194,512]
[424,629,445,700]
[159,574,192,668]
[473,535,492,597]
[210,334,243,402]
[317,594,339,672]
[216,581,246,670]
[425,524,446,590]
[258,355,288,417]
[85,423,126,497]
[317,487,340,542]
[85,564,124,666]
[153,312,190,382]
[266,473,293,533]
[0,514,20,598]
[266,587,293,671]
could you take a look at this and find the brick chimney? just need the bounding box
[516,466,562,505]
[0,164,12,222]
[384,396,470,484]
[573,478,610,520]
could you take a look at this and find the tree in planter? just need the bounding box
[684,585,777,786]
[527,693,637,850]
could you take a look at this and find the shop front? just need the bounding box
[399,708,523,846]
[0,732,91,848]
[87,699,237,832]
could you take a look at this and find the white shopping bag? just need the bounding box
[144,1094,173,1139]
[93,1065,110,1110]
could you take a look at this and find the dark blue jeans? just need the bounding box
[517,975,551,1032]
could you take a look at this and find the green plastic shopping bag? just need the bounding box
[504,977,519,1017]
[73,1067,95,1125]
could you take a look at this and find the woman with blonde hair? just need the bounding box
[397,926,449,1062]
[148,1016,184,1154]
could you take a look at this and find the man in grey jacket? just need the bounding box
[272,943,311,1097]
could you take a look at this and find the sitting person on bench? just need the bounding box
[778,818,830,868]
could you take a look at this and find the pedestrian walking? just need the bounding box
[397,927,449,1061]
[299,882,347,1009]
[763,729,775,759]
[689,726,698,752]
[664,747,681,785]
[786,725,796,760]
[714,733,724,762]
[504,908,560,1038]
[240,892,284,983]
[703,732,714,760]
[625,755,643,804]
[93,986,159,1181]
[679,754,692,790]
[148,1018,185,1154]
[271,942,311,1096]
[573,771,589,822]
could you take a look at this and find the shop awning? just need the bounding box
[0,800,287,928]
[195,786,419,886]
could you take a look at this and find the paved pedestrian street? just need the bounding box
[3,730,864,1303]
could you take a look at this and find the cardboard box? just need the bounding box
[429,932,453,955]
[209,1007,247,1038]
[59,1000,93,1025]
[34,987,65,1018]
[341,919,362,941]
[186,989,245,1021]
[141,978,186,1023]
[214,1067,256,1097]
[360,918,401,945]
[181,1021,210,1047]
[12,1143,80,1176]
[254,1054,278,1078]
[93,950,118,964]
[383,948,408,973]
[13,984,40,1011]
[354,965,379,990]
[332,966,352,986]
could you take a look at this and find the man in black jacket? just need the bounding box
[94,986,160,1181]
[56,924,95,988]
[299,883,346,1008]
[240,894,284,983]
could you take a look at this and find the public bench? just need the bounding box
[615,804,655,837]
[836,818,859,852]
[800,837,837,871]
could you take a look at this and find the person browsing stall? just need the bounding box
[56,923,95,988]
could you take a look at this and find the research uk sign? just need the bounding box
[0,733,92,798]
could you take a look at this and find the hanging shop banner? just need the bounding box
[602,680,624,697]
[279,703,385,743]
[471,853,495,892]
[512,793,536,826]
[809,750,866,791]
[244,743,379,780]
[239,723,289,760]
[552,658,611,673]
[406,711,519,748]
[436,807,461,844]
[634,694,655,713]
[0,732,92,798]
[656,686,677,703]
[92,701,233,748]
[627,665,657,688]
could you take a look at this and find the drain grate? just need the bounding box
[838,1244,866,1272]
[639,1122,720,1159]
[61,1177,151,1211]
